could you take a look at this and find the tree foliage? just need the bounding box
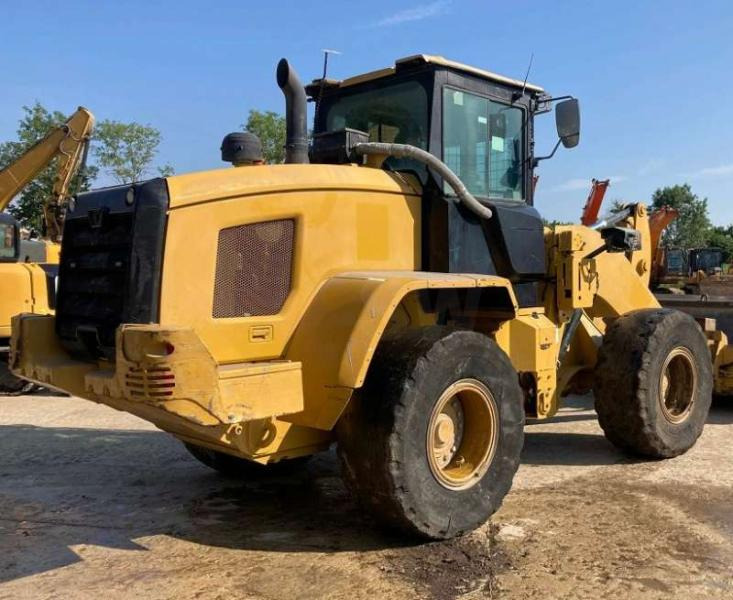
[610,199,627,212]
[651,184,712,251]
[93,120,172,184]
[243,110,285,164]
[0,104,173,231]
[542,218,573,227]
[707,225,733,261]
[0,102,97,231]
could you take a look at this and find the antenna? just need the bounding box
[321,48,342,80]
[519,52,534,97]
[315,49,342,127]
[512,52,534,103]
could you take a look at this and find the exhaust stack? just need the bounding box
[276,58,309,164]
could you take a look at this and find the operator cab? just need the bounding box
[307,55,580,306]
[0,213,50,264]
[0,214,20,263]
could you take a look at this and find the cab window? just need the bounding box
[325,81,429,177]
[326,81,428,148]
[443,87,525,201]
[0,222,16,260]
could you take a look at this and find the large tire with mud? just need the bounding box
[336,326,525,540]
[183,443,310,478]
[594,309,712,458]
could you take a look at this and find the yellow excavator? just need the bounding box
[0,107,94,393]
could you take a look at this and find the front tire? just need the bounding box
[337,327,524,539]
[594,309,712,458]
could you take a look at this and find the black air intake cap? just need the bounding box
[221,132,264,165]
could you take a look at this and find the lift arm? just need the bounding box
[0,107,95,241]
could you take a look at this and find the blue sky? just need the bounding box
[3,1,733,224]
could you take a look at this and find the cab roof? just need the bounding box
[308,54,545,95]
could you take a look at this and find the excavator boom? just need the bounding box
[580,178,610,226]
[0,107,95,240]
[648,205,679,259]
[648,205,679,285]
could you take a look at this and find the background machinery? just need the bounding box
[579,178,610,226]
[0,107,94,392]
[10,57,713,538]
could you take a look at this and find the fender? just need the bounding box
[283,270,517,430]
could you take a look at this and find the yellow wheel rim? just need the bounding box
[426,379,499,490]
[659,346,697,424]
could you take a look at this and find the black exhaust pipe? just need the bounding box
[276,58,309,164]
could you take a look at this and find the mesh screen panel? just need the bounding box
[213,219,295,318]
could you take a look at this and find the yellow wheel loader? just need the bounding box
[0,107,94,393]
[10,57,713,539]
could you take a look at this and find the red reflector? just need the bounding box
[164,342,175,355]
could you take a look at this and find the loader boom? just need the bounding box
[0,107,95,240]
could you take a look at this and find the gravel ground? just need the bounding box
[0,393,731,599]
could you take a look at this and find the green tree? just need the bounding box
[243,110,286,164]
[0,102,97,231]
[610,199,627,212]
[651,184,711,250]
[707,225,733,261]
[542,218,573,227]
[94,120,173,184]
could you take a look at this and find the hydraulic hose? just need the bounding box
[353,142,493,220]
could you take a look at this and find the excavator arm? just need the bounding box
[0,107,95,241]
[648,206,679,285]
[580,178,610,226]
[648,205,679,258]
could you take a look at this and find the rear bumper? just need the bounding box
[10,314,330,461]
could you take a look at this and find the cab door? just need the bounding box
[433,84,546,305]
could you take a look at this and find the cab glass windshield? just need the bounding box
[443,88,525,201]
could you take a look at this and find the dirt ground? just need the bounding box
[0,393,731,600]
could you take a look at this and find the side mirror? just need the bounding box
[556,98,580,148]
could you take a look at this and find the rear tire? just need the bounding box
[594,309,712,458]
[183,443,310,478]
[336,326,525,540]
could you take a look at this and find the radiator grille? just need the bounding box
[55,179,168,361]
[213,219,295,318]
[56,211,134,350]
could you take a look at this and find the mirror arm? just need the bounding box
[544,94,574,104]
[531,138,562,168]
[533,94,574,111]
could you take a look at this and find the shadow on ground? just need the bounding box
[709,396,733,424]
[1,398,729,584]
[526,394,596,426]
[0,424,428,584]
[520,431,635,466]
